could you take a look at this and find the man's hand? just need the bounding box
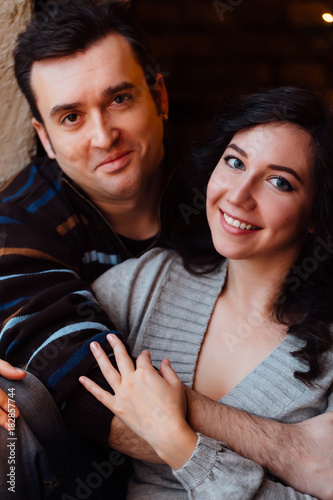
[186,387,333,500]
[0,360,26,430]
[287,413,333,500]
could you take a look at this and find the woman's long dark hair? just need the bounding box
[178,86,333,384]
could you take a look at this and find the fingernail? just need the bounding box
[90,342,99,352]
[107,334,115,343]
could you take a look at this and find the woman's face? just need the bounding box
[206,123,315,266]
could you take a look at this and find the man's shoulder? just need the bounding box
[0,157,60,206]
[94,248,177,296]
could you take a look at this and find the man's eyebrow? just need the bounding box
[49,82,137,118]
[50,102,82,119]
[268,165,303,183]
[102,82,136,98]
[227,144,248,158]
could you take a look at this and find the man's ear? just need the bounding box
[154,74,169,118]
[32,118,56,159]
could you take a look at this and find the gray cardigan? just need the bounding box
[93,248,333,499]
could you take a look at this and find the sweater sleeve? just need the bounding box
[0,201,123,443]
[173,434,318,500]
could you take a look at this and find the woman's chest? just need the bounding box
[126,265,330,422]
[193,297,288,401]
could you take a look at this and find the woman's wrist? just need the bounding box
[153,422,198,470]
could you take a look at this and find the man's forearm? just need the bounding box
[186,388,295,471]
[108,416,164,463]
[108,390,296,472]
[186,387,333,500]
[107,388,333,499]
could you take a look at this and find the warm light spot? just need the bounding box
[322,13,333,23]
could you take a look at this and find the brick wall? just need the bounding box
[0,0,34,184]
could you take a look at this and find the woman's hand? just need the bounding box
[0,360,26,430]
[79,334,198,469]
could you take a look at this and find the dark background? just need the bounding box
[35,0,333,143]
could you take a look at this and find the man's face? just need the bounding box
[31,33,168,207]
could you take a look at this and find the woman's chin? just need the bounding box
[213,243,252,261]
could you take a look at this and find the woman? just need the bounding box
[80,87,333,499]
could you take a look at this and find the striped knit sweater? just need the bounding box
[0,157,181,442]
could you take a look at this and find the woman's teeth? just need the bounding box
[223,213,258,230]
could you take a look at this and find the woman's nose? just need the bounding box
[227,177,257,211]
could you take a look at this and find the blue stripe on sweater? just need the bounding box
[72,290,98,302]
[0,268,80,282]
[1,166,38,203]
[27,181,61,213]
[6,340,21,356]
[46,330,118,389]
[25,321,110,370]
[0,297,30,312]
[82,251,121,266]
[0,313,36,341]
[0,216,22,225]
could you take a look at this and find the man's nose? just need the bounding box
[89,113,120,149]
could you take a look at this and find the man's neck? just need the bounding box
[94,167,166,240]
[106,204,160,240]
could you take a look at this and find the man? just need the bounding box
[0,1,332,499]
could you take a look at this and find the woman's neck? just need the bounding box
[224,256,293,319]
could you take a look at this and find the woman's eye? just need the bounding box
[224,156,244,169]
[269,176,294,191]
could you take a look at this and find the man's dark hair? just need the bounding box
[14,0,155,122]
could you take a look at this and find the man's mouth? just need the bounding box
[223,212,261,230]
[98,151,131,167]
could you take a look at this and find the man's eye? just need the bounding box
[113,94,132,105]
[224,156,244,169]
[63,113,79,124]
[269,176,294,192]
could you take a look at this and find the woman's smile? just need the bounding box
[222,211,262,231]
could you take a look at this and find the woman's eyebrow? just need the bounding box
[268,165,303,183]
[226,144,303,183]
[227,144,248,158]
